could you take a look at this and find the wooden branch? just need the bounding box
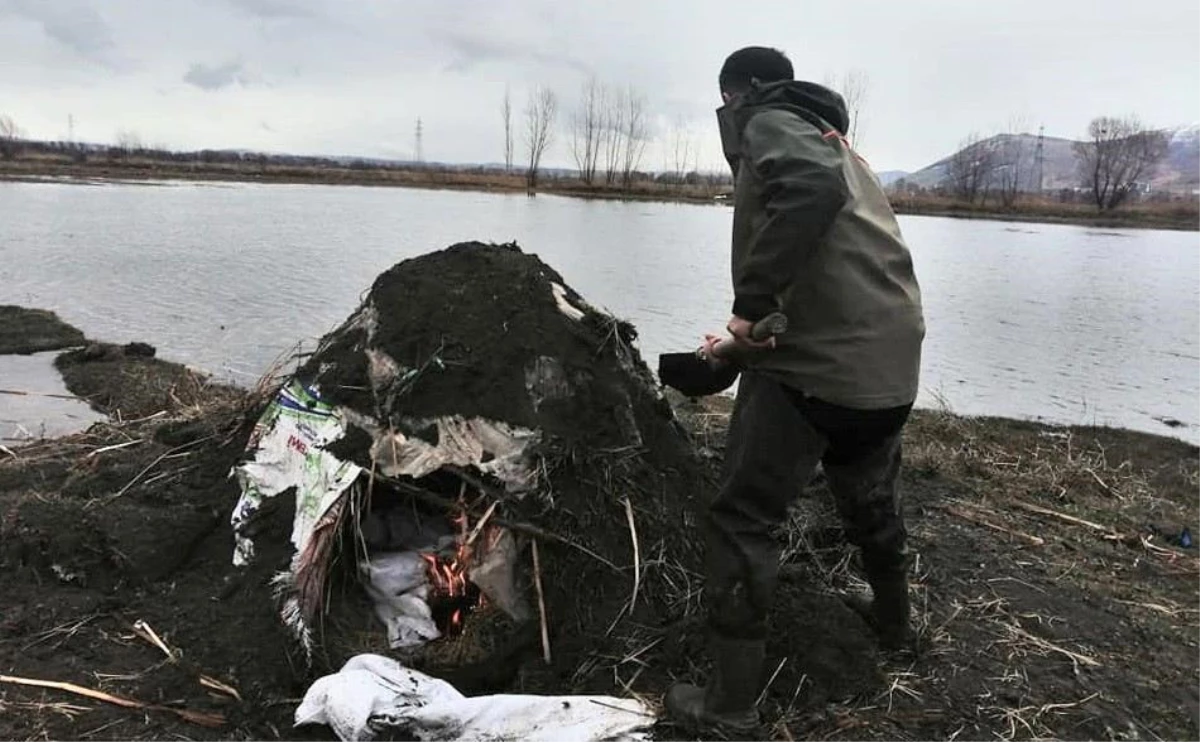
[381,475,619,570]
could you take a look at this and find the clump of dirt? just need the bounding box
[57,342,243,421]
[0,306,86,354]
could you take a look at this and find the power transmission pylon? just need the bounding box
[415,118,423,164]
[1034,125,1045,193]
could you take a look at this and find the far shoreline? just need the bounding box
[3,160,1196,232]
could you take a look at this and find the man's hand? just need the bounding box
[726,315,777,350]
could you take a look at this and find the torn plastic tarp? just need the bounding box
[231,380,362,567]
[339,408,540,494]
[295,654,655,742]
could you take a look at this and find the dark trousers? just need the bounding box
[705,372,911,640]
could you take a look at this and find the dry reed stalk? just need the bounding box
[532,539,551,664]
[623,497,641,611]
[943,503,1046,546]
[0,674,225,727]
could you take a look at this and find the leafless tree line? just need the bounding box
[567,77,649,188]
[501,79,655,192]
[505,74,873,192]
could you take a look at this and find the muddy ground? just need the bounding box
[1,346,1197,740]
[0,307,86,356]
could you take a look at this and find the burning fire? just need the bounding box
[420,509,494,635]
[420,551,472,632]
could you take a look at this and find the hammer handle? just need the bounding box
[708,311,789,360]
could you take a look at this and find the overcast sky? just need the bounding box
[1,0,1197,173]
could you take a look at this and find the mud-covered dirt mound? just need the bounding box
[0,306,86,354]
[282,242,720,691]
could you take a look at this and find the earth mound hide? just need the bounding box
[231,241,707,692]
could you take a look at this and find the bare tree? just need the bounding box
[620,87,648,188]
[665,117,694,185]
[569,77,607,185]
[823,70,869,147]
[994,117,1030,209]
[947,132,1000,205]
[0,114,23,160]
[115,129,143,156]
[502,86,514,172]
[600,91,626,187]
[524,86,557,190]
[1074,115,1169,211]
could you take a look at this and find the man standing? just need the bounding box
[665,47,926,735]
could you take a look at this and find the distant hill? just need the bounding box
[1162,124,1200,191]
[899,126,1200,194]
[875,170,909,187]
[900,134,1080,192]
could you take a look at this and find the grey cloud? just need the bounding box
[7,0,117,64]
[184,60,248,91]
[225,0,316,19]
[440,30,590,76]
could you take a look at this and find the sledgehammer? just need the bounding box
[657,311,788,397]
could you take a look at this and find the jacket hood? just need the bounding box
[742,80,849,134]
[716,80,850,173]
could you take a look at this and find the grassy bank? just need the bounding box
[888,191,1199,231]
[0,153,727,204]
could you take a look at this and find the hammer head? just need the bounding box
[657,352,740,397]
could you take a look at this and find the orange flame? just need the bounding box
[421,534,474,636]
[421,509,506,637]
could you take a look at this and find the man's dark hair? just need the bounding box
[719,46,794,95]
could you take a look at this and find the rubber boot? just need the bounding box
[846,557,913,651]
[665,636,764,737]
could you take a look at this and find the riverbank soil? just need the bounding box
[0,306,86,355]
[0,333,1196,740]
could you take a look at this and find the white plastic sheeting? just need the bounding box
[295,654,655,742]
[360,551,441,648]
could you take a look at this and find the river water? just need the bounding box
[1,179,1196,443]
